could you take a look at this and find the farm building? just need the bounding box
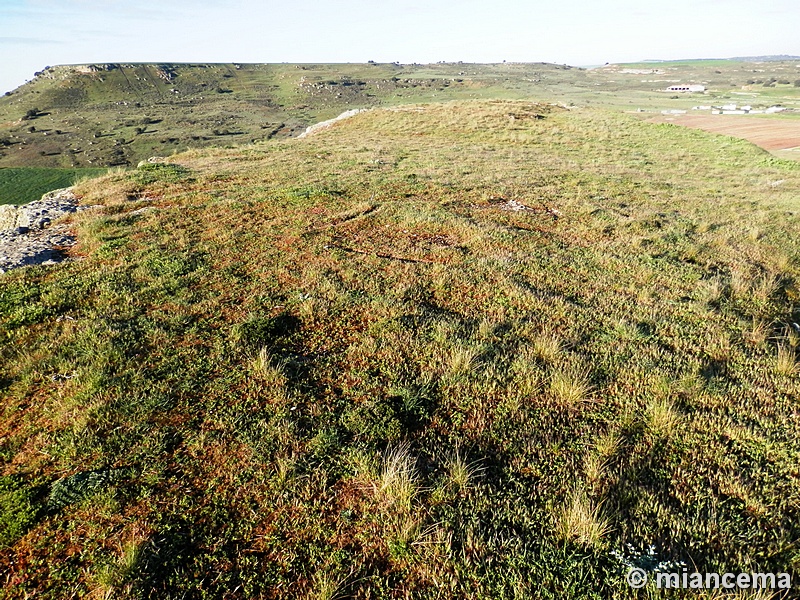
[666,84,706,92]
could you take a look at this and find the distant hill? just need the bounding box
[642,55,800,63]
[2,59,799,173]
[732,55,800,62]
[0,62,584,169]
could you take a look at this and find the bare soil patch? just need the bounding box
[650,114,800,152]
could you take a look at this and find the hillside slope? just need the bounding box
[0,62,584,169]
[1,101,800,598]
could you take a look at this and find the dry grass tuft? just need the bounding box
[700,277,725,305]
[729,268,752,299]
[379,444,419,512]
[584,454,609,492]
[775,344,798,376]
[445,448,483,495]
[555,491,611,547]
[476,316,499,340]
[90,539,143,599]
[783,325,800,349]
[594,430,623,459]
[647,397,681,438]
[743,318,769,347]
[705,588,784,600]
[531,332,563,363]
[252,347,289,387]
[445,345,481,379]
[550,366,593,407]
[752,274,779,304]
[307,569,350,600]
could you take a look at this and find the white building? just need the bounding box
[666,84,706,93]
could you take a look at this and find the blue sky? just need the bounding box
[1,0,799,94]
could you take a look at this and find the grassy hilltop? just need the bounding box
[1,99,800,598]
[1,58,798,204]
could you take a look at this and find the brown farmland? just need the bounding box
[650,113,800,152]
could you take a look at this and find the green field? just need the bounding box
[1,99,799,598]
[0,167,108,205]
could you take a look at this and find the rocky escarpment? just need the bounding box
[0,188,92,273]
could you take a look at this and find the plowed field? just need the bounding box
[651,113,800,151]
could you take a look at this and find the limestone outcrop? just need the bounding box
[0,188,94,273]
[0,188,84,232]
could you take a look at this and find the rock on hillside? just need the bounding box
[0,188,92,273]
[0,188,82,231]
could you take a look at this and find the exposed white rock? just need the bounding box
[297,109,367,139]
[0,188,85,233]
[0,225,77,274]
[0,188,98,273]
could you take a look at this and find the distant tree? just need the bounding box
[27,126,36,133]
[22,108,40,120]
[795,80,800,87]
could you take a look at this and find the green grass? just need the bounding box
[1,100,800,598]
[0,167,107,205]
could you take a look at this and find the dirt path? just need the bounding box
[649,114,800,152]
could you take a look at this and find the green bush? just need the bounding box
[0,476,39,548]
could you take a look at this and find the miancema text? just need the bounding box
[656,571,791,590]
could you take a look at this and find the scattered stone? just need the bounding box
[499,199,536,212]
[487,196,562,219]
[137,156,167,167]
[129,206,156,216]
